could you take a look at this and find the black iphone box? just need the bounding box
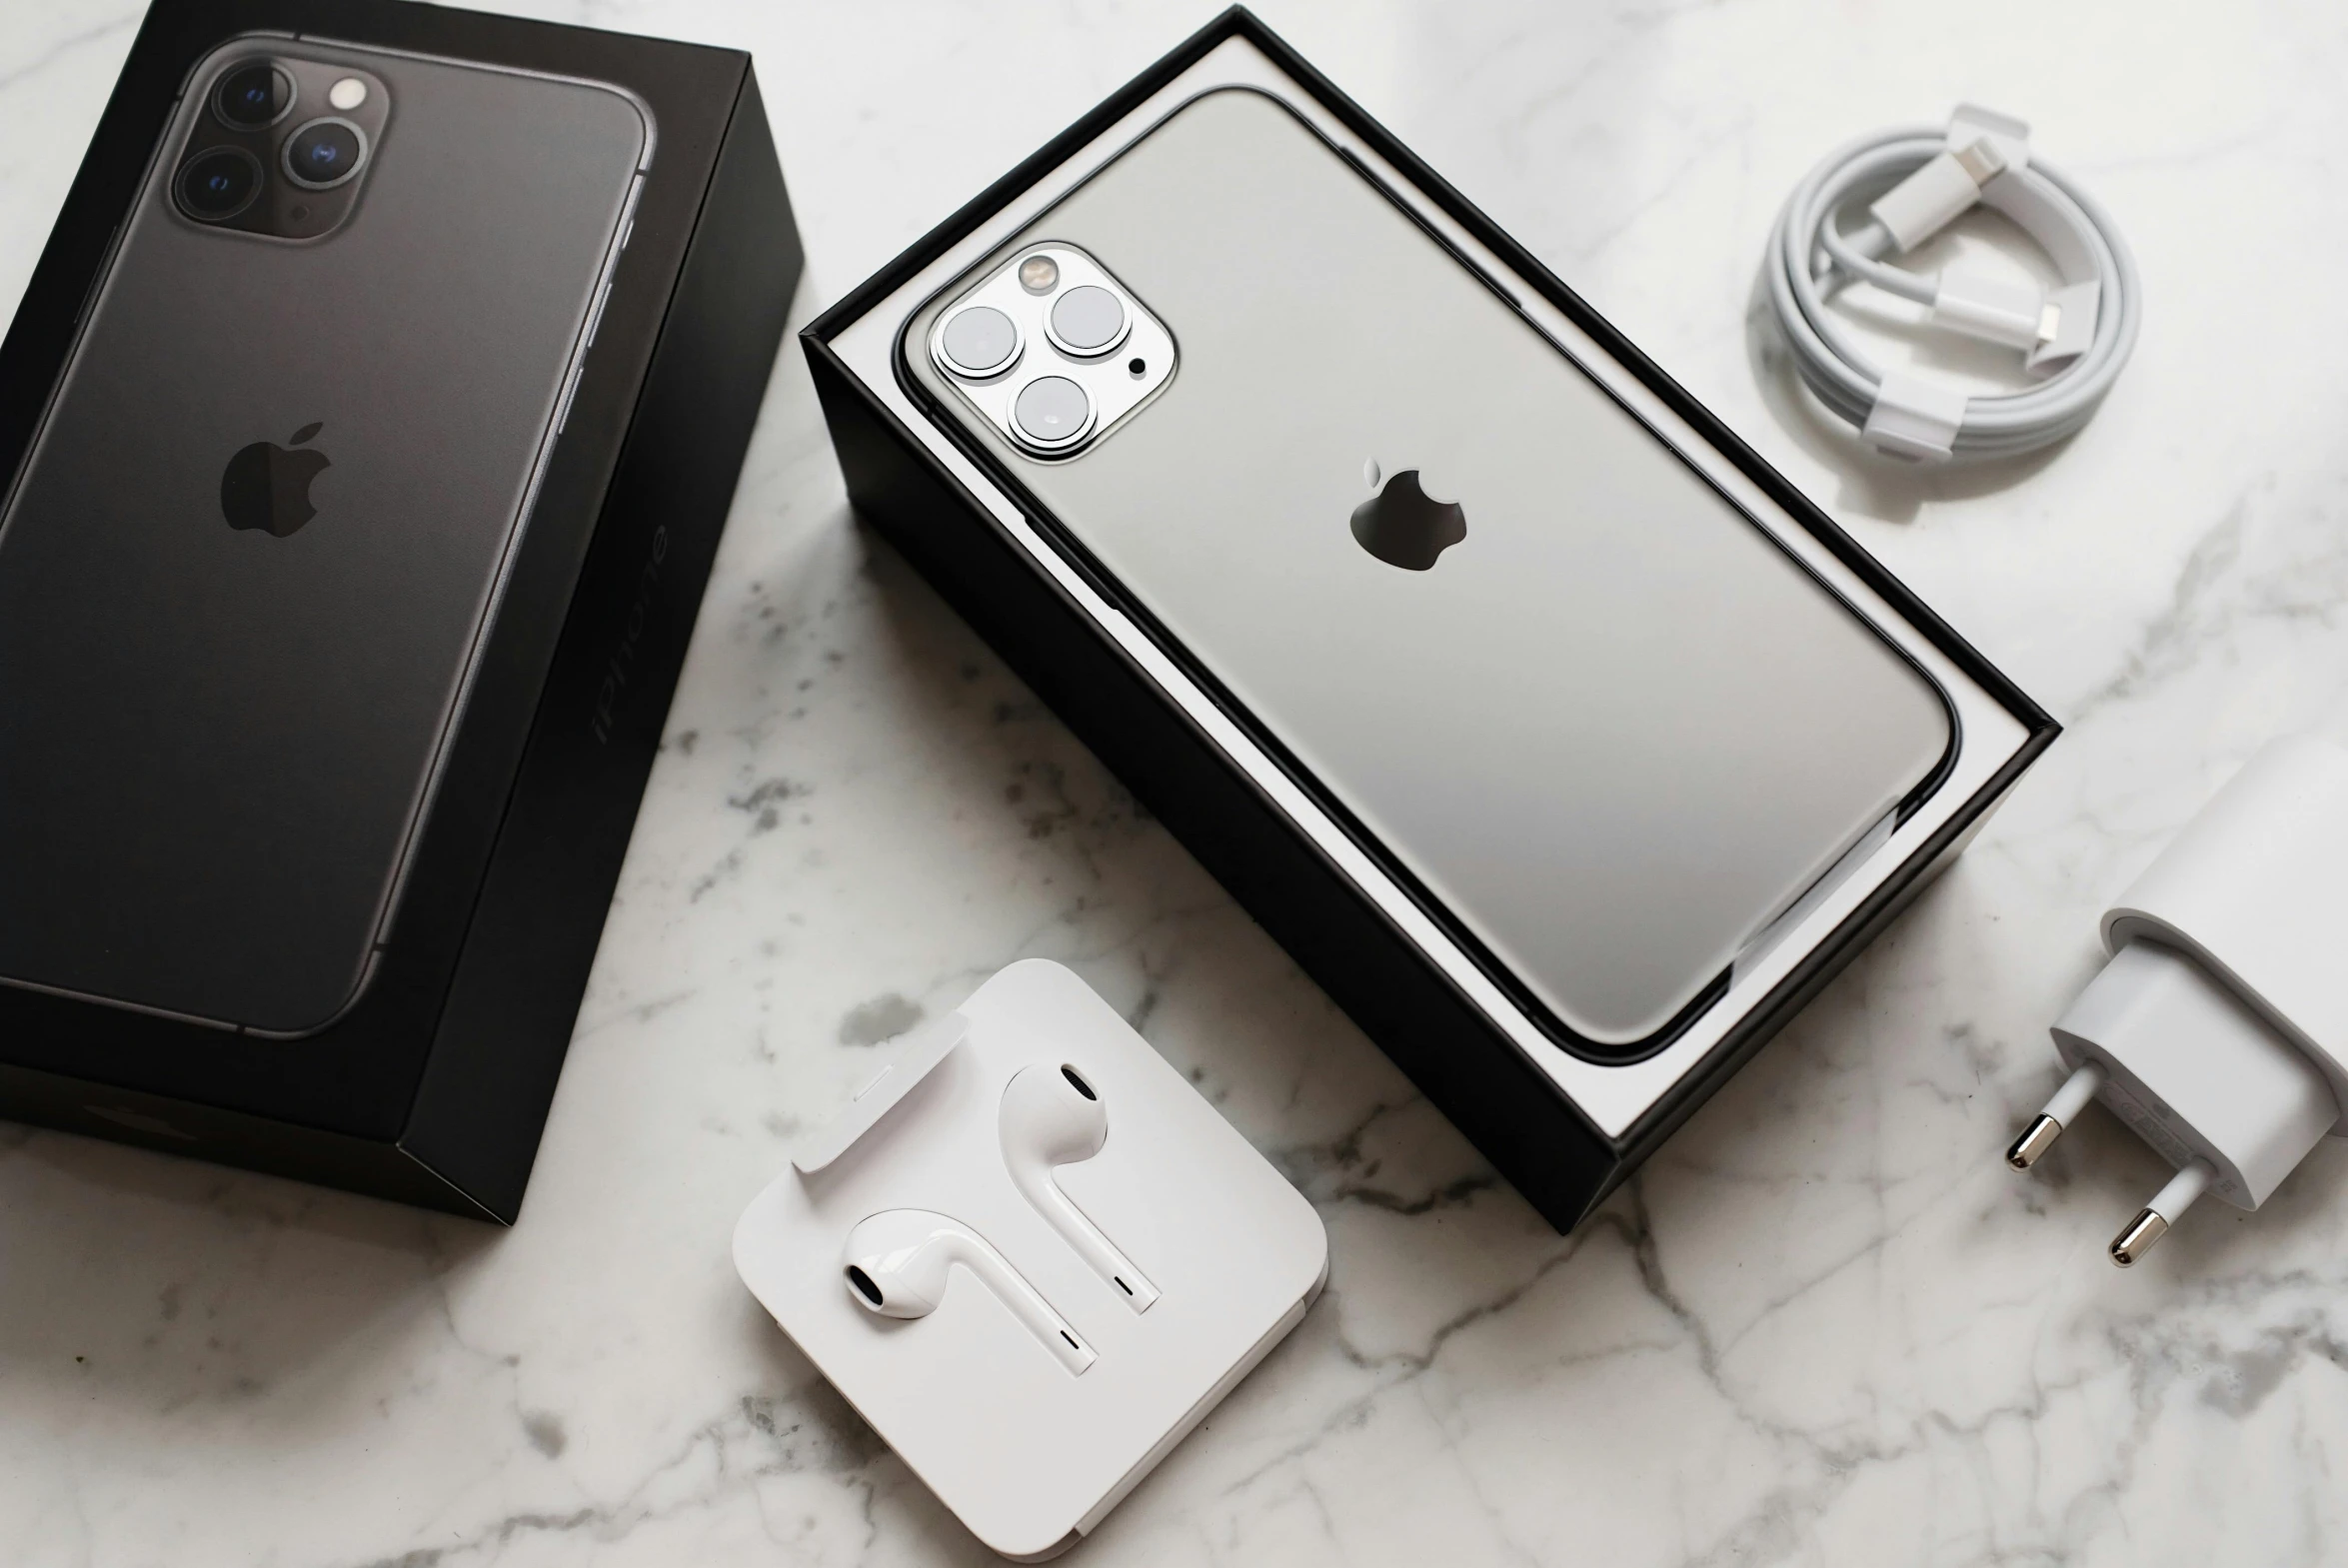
[803,8,2056,1234]
[0,0,800,1219]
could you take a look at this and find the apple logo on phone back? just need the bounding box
[1349,460,1465,571]
[220,422,330,537]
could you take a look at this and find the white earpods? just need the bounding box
[842,1209,1095,1374]
[1000,1063,1161,1312]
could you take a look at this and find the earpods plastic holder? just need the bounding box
[733,960,1328,1560]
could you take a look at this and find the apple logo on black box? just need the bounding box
[1349,467,1465,571]
[221,422,330,537]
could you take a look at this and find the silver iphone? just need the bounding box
[901,87,1953,1054]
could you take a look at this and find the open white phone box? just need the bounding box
[803,13,2056,1233]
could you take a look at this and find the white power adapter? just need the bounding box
[2008,737,2348,1264]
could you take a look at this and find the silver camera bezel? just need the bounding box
[926,243,1175,460]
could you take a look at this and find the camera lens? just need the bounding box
[940,306,1020,378]
[174,147,262,222]
[283,118,366,189]
[212,62,292,130]
[1013,377,1093,449]
[1049,286,1127,355]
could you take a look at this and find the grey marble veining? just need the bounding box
[5,2,2348,1564]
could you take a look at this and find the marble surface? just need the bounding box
[6,1,2348,1563]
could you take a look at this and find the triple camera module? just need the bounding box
[928,245,1175,460]
[171,57,389,242]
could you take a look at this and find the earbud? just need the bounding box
[1000,1063,1161,1312]
[842,1209,1094,1374]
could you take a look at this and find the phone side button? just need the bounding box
[72,226,121,329]
[554,364,583,437]
[584,279,613,350]
[615,176,643,254]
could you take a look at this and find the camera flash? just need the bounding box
[1019,254,1059,293]
[328,77,368,111]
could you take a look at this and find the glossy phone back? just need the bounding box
[0,37,647,1034]
[905,87,1951,1051]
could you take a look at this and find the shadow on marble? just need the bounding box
[0,1118,499,1402]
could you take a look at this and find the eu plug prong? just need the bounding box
[2110,1159,2213,1267]
[2006,1061,2105,1169]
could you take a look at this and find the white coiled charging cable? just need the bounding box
[1766,105,2140,461]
